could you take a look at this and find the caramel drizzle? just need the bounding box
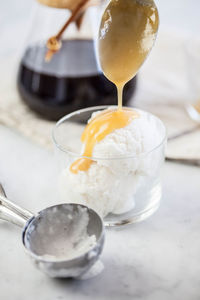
[69,0,158,174]
[70,109,139,173]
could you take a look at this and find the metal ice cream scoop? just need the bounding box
[0,184,104,278]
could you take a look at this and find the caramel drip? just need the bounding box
[117,85,123,110]
[70,0,158,174]
[70,109,139,173]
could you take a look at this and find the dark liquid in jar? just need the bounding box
[17,39,137,121]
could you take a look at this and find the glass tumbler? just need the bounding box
[52,106,166,227]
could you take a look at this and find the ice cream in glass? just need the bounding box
[53,0,166,226]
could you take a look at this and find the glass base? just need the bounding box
[104,183,162,227]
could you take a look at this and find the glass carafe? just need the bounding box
[17,0,137,121]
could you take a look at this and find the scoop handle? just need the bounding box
[0,184,34,228]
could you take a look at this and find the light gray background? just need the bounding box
[0,1,200,299]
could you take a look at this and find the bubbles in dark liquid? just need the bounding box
[17,39,137,121]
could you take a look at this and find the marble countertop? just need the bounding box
[0,125,200,300]
[0,0,200,299]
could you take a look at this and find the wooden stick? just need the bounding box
[45,0,90,61]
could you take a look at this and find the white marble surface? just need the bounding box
[0,0,200,299]
[0,125,200,300]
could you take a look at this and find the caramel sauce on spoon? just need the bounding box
[70,0,159,174]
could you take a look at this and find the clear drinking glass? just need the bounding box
[52,106,166,227]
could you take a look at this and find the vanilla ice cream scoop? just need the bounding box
[60,108,164,218]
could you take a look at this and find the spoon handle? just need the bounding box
[0,184,34,228]
[0,204,28,227]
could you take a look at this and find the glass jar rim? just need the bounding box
[52,105,167,160]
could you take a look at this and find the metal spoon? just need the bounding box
[0,184,104,278]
